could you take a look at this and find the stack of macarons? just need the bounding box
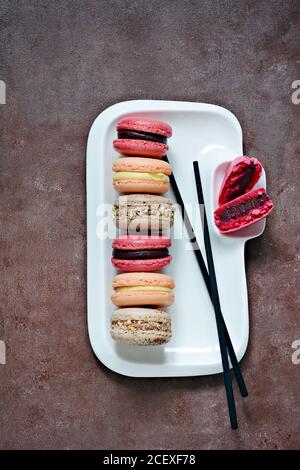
[214,156,274,233]
[110,117,175,346]
[112,117,173,195]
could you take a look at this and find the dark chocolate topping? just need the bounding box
[117,130,167,144]
[112,248,169,260]
[219,193,269,222]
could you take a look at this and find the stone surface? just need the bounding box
[0,0,299,450]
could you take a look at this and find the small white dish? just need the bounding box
[86,100,267,377]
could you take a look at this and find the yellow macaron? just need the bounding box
[111,272,175,308]
[112,157,172,194]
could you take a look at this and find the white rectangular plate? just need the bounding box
[87,100,266,377]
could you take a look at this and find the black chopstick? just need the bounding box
[166,167,211,289]
[193,161,238,429]
[164,156,248,400]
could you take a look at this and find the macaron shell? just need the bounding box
[112,307,171,321]
[111,291,174,307]
[113,139,168,158]
[117,193,174,205]
[113,179,169,195]
[112,235,171,250]
[116,117,172,137]
[112,272,174,288]
[116,215,173,232]
[214,188,274,233]
[218,156,263,205]
[113,157,172,175]
[217,209,273,233]
[111,329,171,345]
[111,255,172,272]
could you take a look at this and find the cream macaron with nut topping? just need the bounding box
[112,157,172,194]
[113,193,175,232]
[111,272,175,308]
[111,308,172,345]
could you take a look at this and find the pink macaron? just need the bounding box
[218,156,263,205]
[113,117,172,158]
[214,187,274,233]
[111,235,172,272]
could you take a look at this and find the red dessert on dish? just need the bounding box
[218,156,262,205]
[214,188,273,233]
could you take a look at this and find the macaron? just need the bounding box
[113,117,172,158]
[111,272,175,308]
[111,235,172,271]
[214,187,274,233]
[111,308,172,345]
[113,157,172,194]
[218,156,263,205]
[113,194,175,232]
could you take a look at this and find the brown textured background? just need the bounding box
[0,0,299,450]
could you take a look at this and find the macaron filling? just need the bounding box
[215,188,274,232]
[113,172,169,182]
[115,286,172,293]
[219,192,269,222]
[112,248,169,260]
[112,319,171,332]
[219,157,262,204]
[113,199,175,224]
[231,161,255,193]
[117,130,167,144]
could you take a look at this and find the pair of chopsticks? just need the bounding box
[164,156,248,429]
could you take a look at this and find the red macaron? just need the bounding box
[113,117,172,158]
[218,156,263,205]
[214,188,274,233]
[111,235,172,272]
